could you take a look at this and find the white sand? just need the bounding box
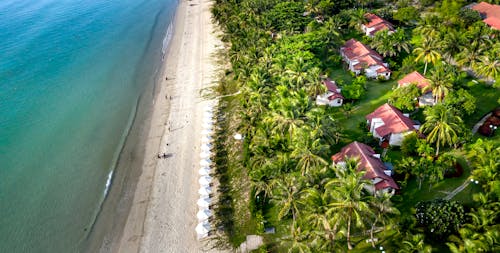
[113,0,225,252]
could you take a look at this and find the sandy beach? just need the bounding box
[112,0,223,252]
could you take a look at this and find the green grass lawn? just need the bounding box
[392,151,481,215]
[463,82,500,128]
[325,68,396,151]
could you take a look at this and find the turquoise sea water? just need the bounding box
[0,0,176,251]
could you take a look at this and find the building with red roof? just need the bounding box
[469,2,500,30]
[340,39,391,80]
[362,13,395,37]
[316,79,344,107]
[397,71,435,106]
[331,141,399,194]
[366,103,419,146]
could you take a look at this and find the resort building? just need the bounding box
[315,79,344,107]
[332,141,399,194]
[397,71,435,106]
[361,13,395,37]
[340,39,391,80]
[468,2,500,30]
[366,103,420,146]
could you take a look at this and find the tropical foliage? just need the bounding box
[210,0,500,251]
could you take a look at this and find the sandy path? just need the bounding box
[114,0,223,252]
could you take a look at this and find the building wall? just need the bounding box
[388,131,412,146]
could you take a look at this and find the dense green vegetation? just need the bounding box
[210,0,500,251]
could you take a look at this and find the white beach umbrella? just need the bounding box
[199,175,212,186]
[201,129,213,135]
[197,197,211,208]
[200,150,211,159]
[202,118,215,126]
[200,143,212,152]
[198,186,212,196]
[203,112,213,118]
[196,221,211,239]
[197,209,213,222]
[201,136,212,144]
[202,123,213,131]
[199,159,211,167]
[199,167,211,176]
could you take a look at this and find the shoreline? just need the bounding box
[102,0,224,252]
[82,1,180,252]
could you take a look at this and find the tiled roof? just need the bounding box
[323,79,344,100]
[341,39,390,72]
[471,2,500,30]
[342,39,381,60]
[484,16,500,30]
[366,103,415,135]
[375,180,399,191]
[323,79,339,92]
[364,13,395,35]
[398,71,430,90]
[331,141,399,190]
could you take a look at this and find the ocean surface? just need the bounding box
[0,0,177,251]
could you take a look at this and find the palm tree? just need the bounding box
[476,53,500,82]
[301,187,341,250]
[467,139,500,185]
[347,8,367,31]
[369,192,400,248]
[327,158,373,250]
[420,104,463,156]
[272,175,305,235]
[425,67,453,103]
[370,30,397,58]
[456,41,486,70]
[290,127,329,176]
[440,29,466,62]
[413,37,441,75]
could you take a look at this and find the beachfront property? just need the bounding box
[468,2,500,30]
[340,39,391,80]
[361,13,395,37]
[315,79,344,107]
[332,141,399,194]
[397,71,435,106]
[366,103,420,147]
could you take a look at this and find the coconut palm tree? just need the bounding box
[456,40,486,70]
[369,192,400,248]
[301,187,341,250]
[326,158,374,250]
[467,139,500,186]
[425,67,453,103]
[420,104,463,156]
[475,53,500,82]
[440,29,466,62]
[290,127,329,176]
[272,175,306,235]
[370,30,397,58]
[413,37,441,75]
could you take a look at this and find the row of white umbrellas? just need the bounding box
[196,105,216,240]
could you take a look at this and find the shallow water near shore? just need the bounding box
[0,0,176,251]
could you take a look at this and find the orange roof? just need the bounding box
[323,79,344,100]
[484,16,500,30]
[331,142,399,190]
[366,103,415,135]
[471,2,500,30]
[341,39,390,72]
[364,13,395,35]
[398,71,430,90]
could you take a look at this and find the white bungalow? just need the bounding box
[316,79,344,107]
